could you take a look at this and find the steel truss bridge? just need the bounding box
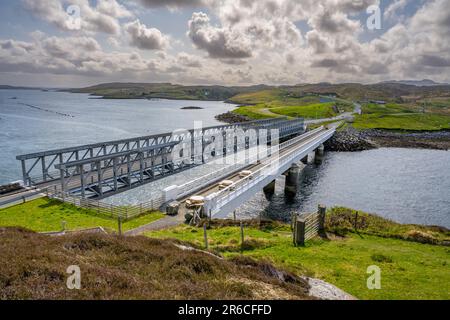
[17,117,306,199]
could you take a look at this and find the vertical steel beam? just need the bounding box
[41,157,47,182]
[113,157,118,191]
[139,152,144,182]
[79,164,85,199]
[96,161,103,197]
[21,160,28,186]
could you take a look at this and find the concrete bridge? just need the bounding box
[162,125,336,219]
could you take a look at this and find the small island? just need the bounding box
[181,106,203,110]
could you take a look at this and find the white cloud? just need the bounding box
[22,0,133,35]
[2,0,449,85]
[187,12,253,59]
[125,20,169,50]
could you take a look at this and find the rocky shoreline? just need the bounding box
[325,127,450,152]
[215,111,450,151]
[215,111,250,123]
[324,127,377,152]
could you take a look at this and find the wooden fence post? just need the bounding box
[292,213,298,245]
[118,215,123,236]
[318,205,326,233]
[294,219,306,246]
[240,221,244,252]
[203,223,208,249]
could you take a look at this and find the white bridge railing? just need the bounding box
[206,128,335,216]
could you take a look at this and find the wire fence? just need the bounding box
[44,188,164,221]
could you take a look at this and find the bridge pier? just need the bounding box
[284,163,302,198]
[263,180,276,199]
[315,144,325,164]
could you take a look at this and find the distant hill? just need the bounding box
[0,85,43,90]
[70,82,271,101]
[283,82,450,102]
[380,79,448,87]
[70,81,450,103]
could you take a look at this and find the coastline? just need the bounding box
[325,127,450,151]
[215,109,450,151]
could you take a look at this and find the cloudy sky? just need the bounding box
[0,0,449,87]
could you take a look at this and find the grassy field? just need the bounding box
[229,88,354,120]
[0,198,164,232]
[146,208,450,300]
[351,102,450,131]
[270,102,337,119]
[353,113,450,131]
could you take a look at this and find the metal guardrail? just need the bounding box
[0,189,43,207]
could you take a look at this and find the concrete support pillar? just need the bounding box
[284,163,302,198]
[263,180,276,199]
[315,144,325,164]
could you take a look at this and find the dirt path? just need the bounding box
[124,213,185,236]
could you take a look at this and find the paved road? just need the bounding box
[0,188,46,209]
[305,112,353,125]
[124,214,186,236]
